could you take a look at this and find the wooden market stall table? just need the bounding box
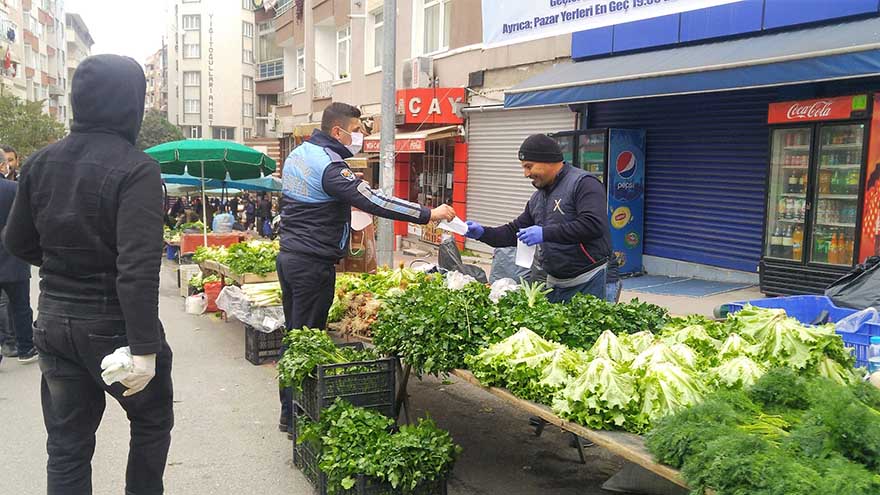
[180,232,246,255]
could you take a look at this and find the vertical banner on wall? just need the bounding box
[481,0,744,47]
[860,95,880,262]
[607,129,646,274]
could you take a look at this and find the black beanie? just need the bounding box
[518,134,564,163]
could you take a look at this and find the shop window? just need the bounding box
[409,140,454,244]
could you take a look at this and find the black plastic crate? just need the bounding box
[244,324,284,365]
[292,412,448,495]
[292,349,396,422]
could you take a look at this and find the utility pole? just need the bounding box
[377,0,397,268]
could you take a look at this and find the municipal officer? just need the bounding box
[465,134,612,302]
[276,102,455,430]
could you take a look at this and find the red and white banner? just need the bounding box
[768,95,867,124]
[364,137,426,154]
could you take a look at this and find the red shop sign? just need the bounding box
[768,95,868,124]
[363,137,426,154]
[396,88,465,125]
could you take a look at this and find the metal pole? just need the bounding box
[377,0,397,269]
[201,161,208,247]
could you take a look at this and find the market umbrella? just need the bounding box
[147,140,277,246]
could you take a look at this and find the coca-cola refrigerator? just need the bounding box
[550,128,647,276]
[760,94,873,296]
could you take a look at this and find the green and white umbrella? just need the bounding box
[146,139,277,246]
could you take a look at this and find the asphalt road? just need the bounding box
[0,262,629,494]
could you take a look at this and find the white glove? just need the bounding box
[120,353,157,397]
[100,346,134,386]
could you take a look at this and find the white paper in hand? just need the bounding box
[437,217,468,236]
[515,240,536,268]
[100,346,134,386]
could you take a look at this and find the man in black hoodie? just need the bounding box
[2,55,173,495]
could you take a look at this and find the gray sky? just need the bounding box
[64,0,169,65]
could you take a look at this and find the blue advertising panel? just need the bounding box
[607,129,647,275]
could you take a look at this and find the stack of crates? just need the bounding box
[244,324,284,365]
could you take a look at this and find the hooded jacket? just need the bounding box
[279,130,431,262]
[1,55,164,355]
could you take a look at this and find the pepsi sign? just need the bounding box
[616,151,637,179]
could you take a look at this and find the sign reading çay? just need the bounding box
[396,88,465,126]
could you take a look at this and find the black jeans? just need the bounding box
[0,291,13,348]
[34,314,174,495]
[0,280,34,353]
[276,251,337,420]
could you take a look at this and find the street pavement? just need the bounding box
[1,262,629,495]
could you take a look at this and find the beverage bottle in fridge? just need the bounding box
[848,169,860,195]
[788,173,797,193]
[820,170,832,193]
[830,231,840,264]
[797,199,805,222]
[814,229,827,263]
[792,225,803,260]
[868,336,880,374]
[770,226,783,258]
[799,173,807,192]
[782,225,793,259]
[817,199,826,224]
[831,170,841,194]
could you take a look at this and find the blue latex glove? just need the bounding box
[516,226,544,246]
[465,220,484,239]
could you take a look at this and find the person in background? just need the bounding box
[2,145,19,181]
[170,197,183,219]
[228,195,239,220]
[258,193,272,237]
[2,54,173,493]
[0,147,14,357]
[276,101,455,432]
[244,195,256,229]
[0,152,36,365]
[465,134,611,303]
[605,254,623,303]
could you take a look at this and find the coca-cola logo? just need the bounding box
[786,101,834,120]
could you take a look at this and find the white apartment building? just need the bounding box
[145,45,168,113]
[166,0,259,142]
[64,12,92,129]
[0,0,75,126]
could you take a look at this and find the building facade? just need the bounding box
[166,0,259,143]
[64,12,92,129]
[0,0,76,126]
[144,45,168,113]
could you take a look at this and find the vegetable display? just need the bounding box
[193,240,279,276]
[646,368,880,495]
[241,282,282,307]
[277,328,377,390]
[328,268,426,338]
[298,400,461,494]
[188,273,221,291]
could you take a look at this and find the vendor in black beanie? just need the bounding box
[464,133,613,303]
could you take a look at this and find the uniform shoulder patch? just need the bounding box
[340,168,356,181]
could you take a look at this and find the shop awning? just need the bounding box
[364,125,460,154]
[505,17,880,108]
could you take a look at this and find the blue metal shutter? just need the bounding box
[589,89,776,273]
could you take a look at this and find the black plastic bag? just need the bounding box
[489,247,530,283]
[438,238,488,284]
[825,256,880,310]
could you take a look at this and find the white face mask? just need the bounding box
[339,128,364,155]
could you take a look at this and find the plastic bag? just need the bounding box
[835,307,880,334]
[445,271,478,290]
[489,278,520,303]
[490,247,530,284]
[826,256,880,310]
[212,213,234,233]
[100,346,134,386]
[438,237,488,284]
[185,293,207,315]
[215,285,285,333]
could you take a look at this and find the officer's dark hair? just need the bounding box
[1,145,17,160]
[321,102,361,133]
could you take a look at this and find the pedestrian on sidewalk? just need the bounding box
[465,134,612,302]
[0,155,37,365]
[0,150,16,357]
[276,101,456,431]
[2,54,173,495]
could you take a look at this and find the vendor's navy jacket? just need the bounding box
[1,55,165,355]
[280,130,430,262]
[479,165,612,280]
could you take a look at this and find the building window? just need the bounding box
[258,60,283,79]
[182,15,200,31]
[423,0,451,54]
[183,71,200,115]
[243,76,254,118]
[213,127,235,141]
[336,25,350,80]
[243,128,252,140]
[242,22,254,64]
[372,10,384,70]
[296,47,305,90]
[187,125,202,139]
[242,0,253,9]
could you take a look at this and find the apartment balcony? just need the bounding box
[23,30,39,50]
[38,8,53,26]
[48,84,63,96]
[274,0,294,18]
[278,89,298,107]
[313,80,332,101]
